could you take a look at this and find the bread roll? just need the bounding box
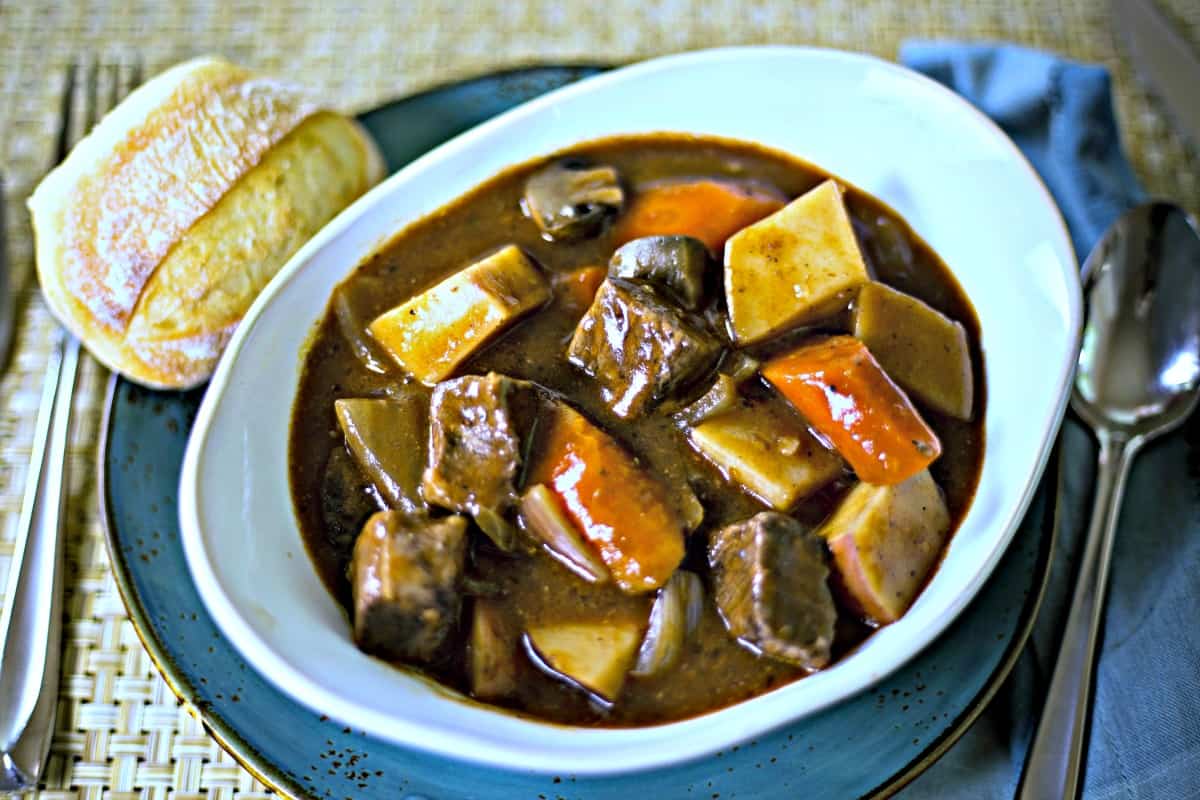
[28,57,385,388]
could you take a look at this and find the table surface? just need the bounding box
[1,2,1197,798]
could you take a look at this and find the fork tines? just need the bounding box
[57,58,145,164]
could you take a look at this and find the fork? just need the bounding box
[0,58,142,794]
[0,174,12,373]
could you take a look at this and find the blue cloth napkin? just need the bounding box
[897,42,1200,799]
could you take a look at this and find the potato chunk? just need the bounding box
[724,180,869,344]
[814,470,950,624]
[853,282,975,419]
[469,600,519,701]
[368,245,550,384]
[334,394,428,514]
[524,622,642,703]
[688,396,842,510]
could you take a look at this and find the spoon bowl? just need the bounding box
[1020,201,1200,799]
[1073,202,1200,438]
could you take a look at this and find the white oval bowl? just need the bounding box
[179,46,1081,775]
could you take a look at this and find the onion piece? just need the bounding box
[676,374,740,425]
[333,282,391,374]
[518,484,609,583]
[474,506,521,552]
[677,569,705,635]
[723,351,762,382]
[675,354,761,426]
[632,569,704,677]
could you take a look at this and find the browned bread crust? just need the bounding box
[28,57,384,388]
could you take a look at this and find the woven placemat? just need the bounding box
[1,2,1197,797]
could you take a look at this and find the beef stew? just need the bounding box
[288,134,985,726]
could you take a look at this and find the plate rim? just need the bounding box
[98,374,312,800]
[98,371,1061,800]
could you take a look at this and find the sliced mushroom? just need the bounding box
[608,235,711,310]
[523,159,624,241]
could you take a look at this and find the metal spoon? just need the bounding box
[1018,202,1200,799]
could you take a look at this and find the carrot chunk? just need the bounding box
[530,405,685,593]
[762,336,942,485]
[553,265,607,312]
[613,180,784,252]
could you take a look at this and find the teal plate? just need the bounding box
[99,67,1060,800]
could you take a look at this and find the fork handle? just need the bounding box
[0,332,80,792]
[1017,430,1138,800]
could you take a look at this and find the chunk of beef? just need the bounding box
[567,279,722,418]
[422,373,541,548]
[351,510,468,663]
[320,445,386,579]
[708,511,836,670]
[608,235,711,310]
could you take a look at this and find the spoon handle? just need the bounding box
[1018,431,1137,799]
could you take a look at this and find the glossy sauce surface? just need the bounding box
[289,134,986,726]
